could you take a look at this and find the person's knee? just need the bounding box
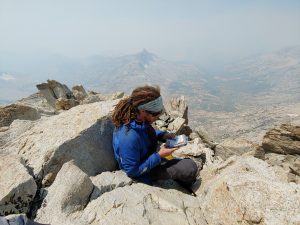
[176,158,198,182]
[188,159,198,180]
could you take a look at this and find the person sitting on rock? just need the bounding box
[112,85,198,188]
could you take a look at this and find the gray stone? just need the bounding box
[196,156,300,225]
[55,98,78,110]
[158,113,170,122]
[0,120,35,148]
[154,119,166,128]
[82,92,124,104]
[262,123,300,155]
[36,84,57,108]
[179,124,193,136]
[37,80,78,110]
[81,183,207,225]
[165,96,188,123]
[72,85,88,102]
[0,104,41,127]
[189,132,200,140]
[36,161,94,225]
[168,117,186,134]
[1,100,119,186]
[16,92,57,116]
[0,155,37,216]
[215,138,258,160]
[90,170,133,200]
[254,146,266,160]
[195,127,217,149]
[46,80,72,99]
[36,163,207,225]
[265,153,300,184]
[173,138,214,166]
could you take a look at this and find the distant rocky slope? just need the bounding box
[190,46,300,143]
[1,47,299,145]
[0,49,208,106]
[191,103,300,144]
[0,80,299,225]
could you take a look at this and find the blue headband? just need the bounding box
[137,96,163,112]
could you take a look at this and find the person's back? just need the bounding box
[113,120,161,183]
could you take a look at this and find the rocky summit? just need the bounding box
[0,80,299,225]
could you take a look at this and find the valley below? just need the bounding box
[189,102,300,144]
[1,47,300,144]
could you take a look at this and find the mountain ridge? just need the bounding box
[1,46,299,143]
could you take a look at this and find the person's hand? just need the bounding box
[163,133,176,140]
[158,144,178,158]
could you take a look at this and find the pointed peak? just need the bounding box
[136,49,156,65]
[140,48,151,54]
[137,48,155,56]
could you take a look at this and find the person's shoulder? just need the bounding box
[118,126,140,142]
[126,128,140,138]
[118,131,141,148]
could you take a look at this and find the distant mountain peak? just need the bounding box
[136,49,156,66]
[139,48,152,55]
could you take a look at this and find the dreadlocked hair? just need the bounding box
[112,85,161,128]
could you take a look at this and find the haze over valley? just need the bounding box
[1,2,300,224]
[1,46,299,143]
[1,0,299,143]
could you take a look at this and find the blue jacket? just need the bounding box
[113,120,166,183]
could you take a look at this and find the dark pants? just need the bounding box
[149,158,198,187]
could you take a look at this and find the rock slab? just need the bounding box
[0,155,37,216]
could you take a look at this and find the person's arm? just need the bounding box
[155,129,176,141]
[119,132,161,178]
[155,129,167,141]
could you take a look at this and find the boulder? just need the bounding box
[265,153,300,184]
[16,92,57,116]
[36,80,78,110]
[72,85,88,102]
[82,92,124,104]
[0,120,35,148]
[154,119,167,128]
[195,127,217,149]
[90,170,133,200]
[0,127,9,132]
[154,96,192,136]
[36,161,207,225]
[55,98,78,110]
[195,156,300,225]
[165,96,188,123]
[167,117,186,134]
[36,161,94,225]
[35,83,57,108]
[0,155,37,216]
[81,183,206,225]
[215,138,258,160]
[262,123,300,155]
[0,104,41,127]
[178,124,193,136]
[1,100,119,186]
[158,113,170,123]
[37,80,73,100]
[172,138,214,166]
[109,92,125,100]
[254,146,265,160]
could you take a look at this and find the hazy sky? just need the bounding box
[1,0,300,67]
